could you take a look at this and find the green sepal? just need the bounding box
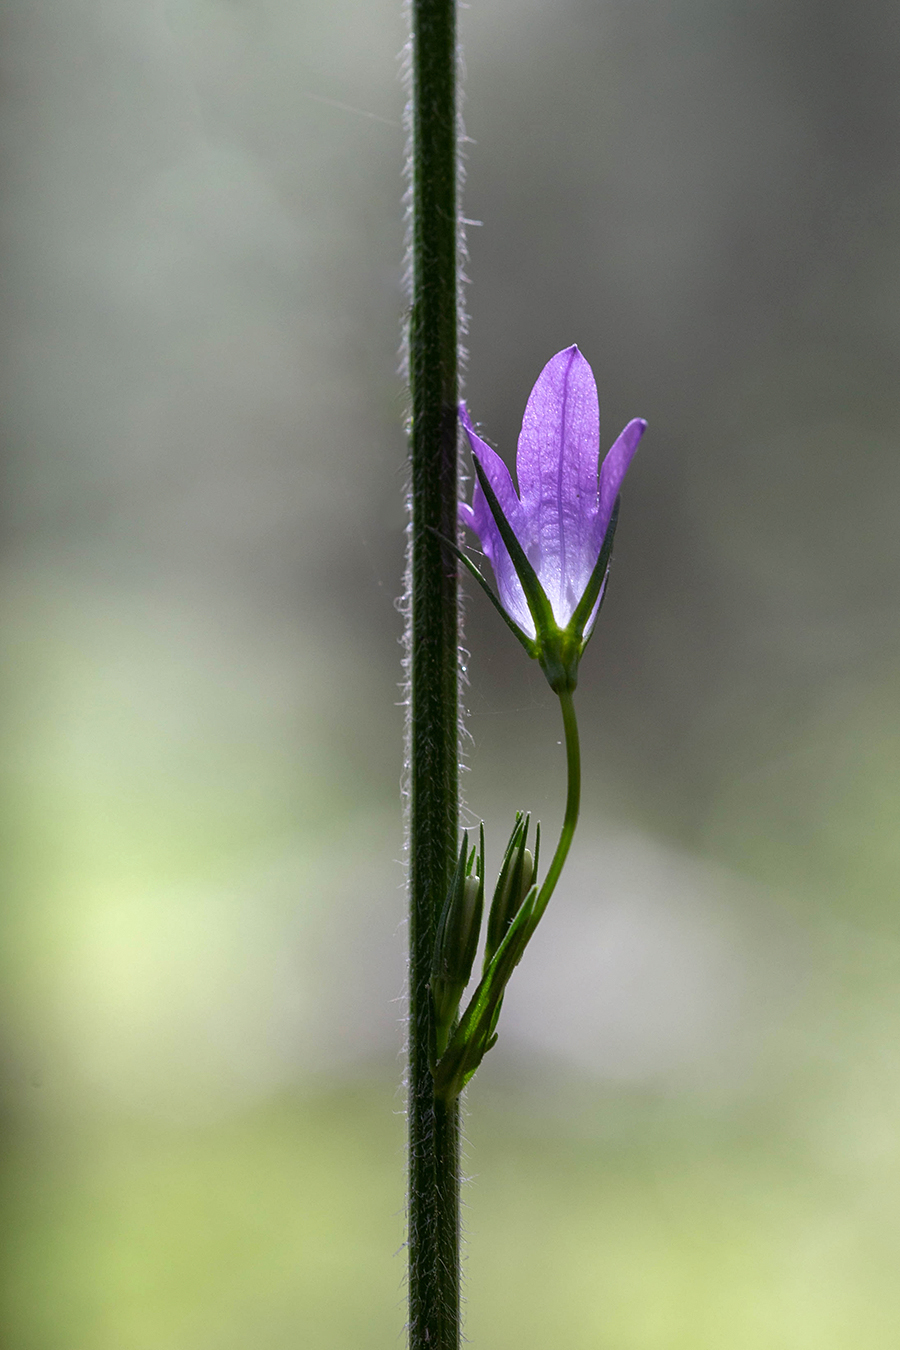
[470,457,557,641]
[427,527,539,660]
[530,498,622,692]
[567,496,621,644]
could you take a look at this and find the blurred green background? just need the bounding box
[2,0,900,1345]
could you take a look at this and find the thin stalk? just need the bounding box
[406,1,461,1348]
[531,688,581,925]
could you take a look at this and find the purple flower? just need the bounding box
[458,346,645,689]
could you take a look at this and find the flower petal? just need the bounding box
[459,406,536,637]
[515,347,601,622]
[593,418,647,553]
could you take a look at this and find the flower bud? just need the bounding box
[431,829,485,1059]
[484,814,540,971]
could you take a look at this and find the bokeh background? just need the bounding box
[2,0,900,1345]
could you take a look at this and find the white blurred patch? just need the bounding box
[497,832,781,1085]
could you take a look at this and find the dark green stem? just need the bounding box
[531,688,581,926]
[406,1,461,1348]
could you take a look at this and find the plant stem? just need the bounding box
[531,687,581,925]
[406,1,461,1347]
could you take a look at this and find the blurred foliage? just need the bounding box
[2,0,900,1344]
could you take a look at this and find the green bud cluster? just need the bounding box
[430,814,548,1098]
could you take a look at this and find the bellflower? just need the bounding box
[459,345,646,691]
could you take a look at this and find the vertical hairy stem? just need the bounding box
[406,1,461,1348]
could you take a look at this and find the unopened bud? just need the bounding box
[431,829,485,1059]
[484,815,539,970]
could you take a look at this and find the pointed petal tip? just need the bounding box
[460,403,488,452]
[546,343,590,370]
[534,346,598,408]
[609,417,648,452]
[624,417,648,448]
[596,417,646,533]
[527,346,598,412]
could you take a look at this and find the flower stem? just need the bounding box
[406,1,461,1348]
[428,689,582,1105]
[531,687,581,926]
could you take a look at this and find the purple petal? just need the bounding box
[459,406,536,637]
[460,405,522,528]
[593,418,647,553]
[514,347,601,621]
